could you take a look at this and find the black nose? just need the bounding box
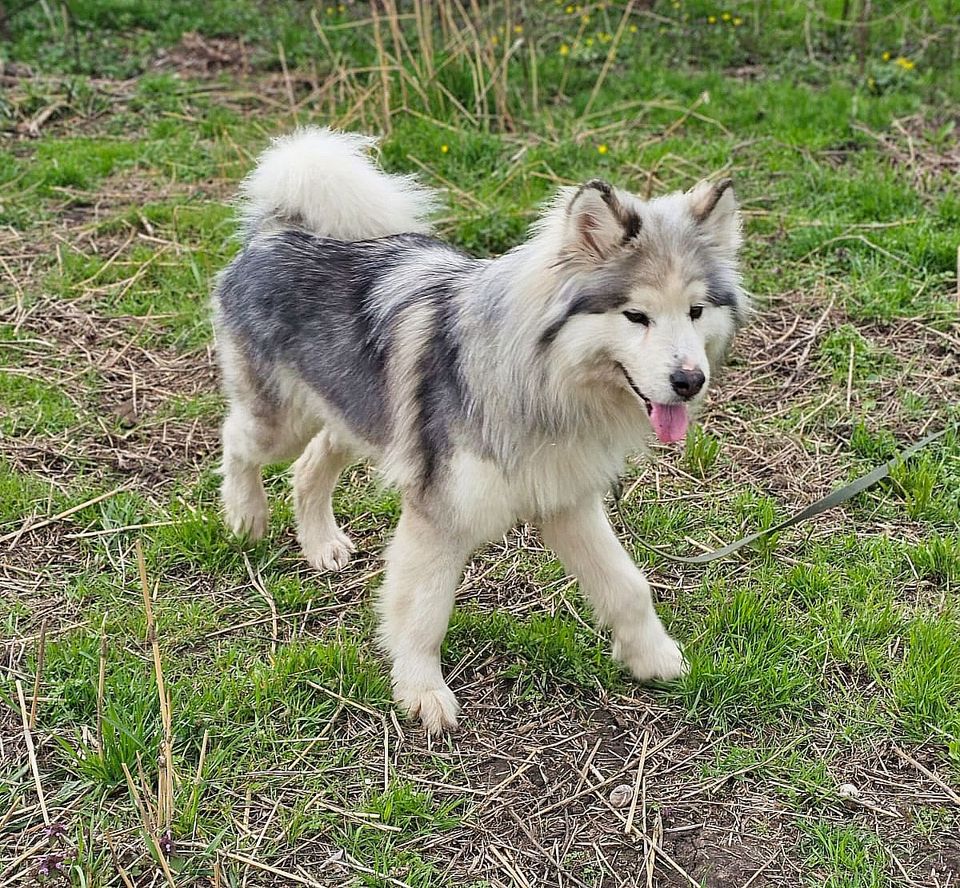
[670,368,705,400]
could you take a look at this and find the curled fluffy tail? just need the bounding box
[239,127,437,242]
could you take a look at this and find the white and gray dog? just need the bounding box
[213,128,746,733]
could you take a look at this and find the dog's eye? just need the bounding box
[623,310,650,326]
[689,305,704,321]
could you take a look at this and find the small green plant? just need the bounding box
[849,421,896,462]
[802,823,888,888]
[893,619,960,743]
[907,534,960,583]
[732,491,782,557]
[819,324,872,381]
[889,452,939,519]
[684,424,721,478]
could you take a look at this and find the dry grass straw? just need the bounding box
[242,552,279,655]
[892,744,960,807]
[28,618,47,731]
[124,539,178,882]
[622,728,648,836]
[0,484,127,545]
[15,679,50,826]
[581,0,637,120]
[533,725,684,818]
[309,0,534,134]
[96,612,108,748]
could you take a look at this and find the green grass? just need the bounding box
[803,823,889,888]
[1,1,959,885]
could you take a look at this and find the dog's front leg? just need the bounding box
[377,504,472,734]
[540,498,687,682]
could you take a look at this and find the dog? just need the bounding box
[212,128,746,733]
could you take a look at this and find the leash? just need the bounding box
[613,428,947,565]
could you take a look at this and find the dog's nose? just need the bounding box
[670,368,705,400]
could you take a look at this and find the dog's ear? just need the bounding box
[688,178,741,254]
[563,180,641,263]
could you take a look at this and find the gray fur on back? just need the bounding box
[215,229,479,457]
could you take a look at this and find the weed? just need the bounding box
[684,424,722,478]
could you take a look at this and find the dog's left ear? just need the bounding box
[688,178,741,254]
[563,180,641,264]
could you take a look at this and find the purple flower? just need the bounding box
[37,851,68,879]
[44,823,68,843]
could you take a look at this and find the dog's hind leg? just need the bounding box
[218,328,318,541]
[293,430,355,571]
[540,498,687,682]
[377,504,473,734]
[221,397,311,541]
[221,406,270,540]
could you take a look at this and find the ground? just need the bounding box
[1,1,959,886]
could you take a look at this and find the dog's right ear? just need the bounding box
[688,178,741,255]
[562,180,641,264]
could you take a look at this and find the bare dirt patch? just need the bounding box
[699,289,958,506]
[3,295,218,490]
[152,32,255,78]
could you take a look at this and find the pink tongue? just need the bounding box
[649,403,689,443]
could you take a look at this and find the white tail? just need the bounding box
[239,127,438,242]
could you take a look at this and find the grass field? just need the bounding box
[1,1,959,885]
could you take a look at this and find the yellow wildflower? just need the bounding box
[565,4,574,13]
[707,15,717,24]
[581,14,591,24]
[721,12,731,20]
[733,16,743,25]
[597,144,608,155]
[585,36,594,46]
[882,51,891,61]
[629,24,638,32]
[559,43,570,56]
[441,144,449,154]
[513,24,523,34]
[895,56,915,70]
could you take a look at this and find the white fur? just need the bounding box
[239,127,437,240]
[293,431,355,571]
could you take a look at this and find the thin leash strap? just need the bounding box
[613,428,947,565]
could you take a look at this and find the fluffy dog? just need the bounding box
[213,128,746,733]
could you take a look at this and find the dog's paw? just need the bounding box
[394,680,460,735]
[616,624,688,683]
[300,530,355,572]
[223,494,269,542]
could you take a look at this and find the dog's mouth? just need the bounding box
[617,364,690,444]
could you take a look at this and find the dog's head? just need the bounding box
[537,178,747,444]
